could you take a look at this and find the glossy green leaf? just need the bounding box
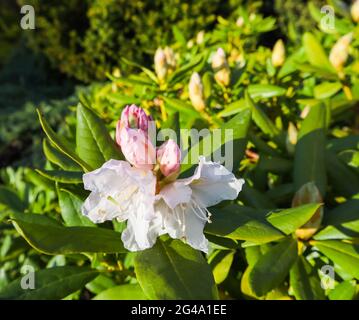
[43,139,82,171]
[249,237,298,296]
[312,240,359,280]
[245,91,279,137]
[36,169,83,184]
[218,99,247,118]
[289,256,325,300]
[57,187,95,227]
[294,103,327,196]
[328,281,357,300]
[205,205,284,244]
[248,84,286,99]
[302,33,335,72]
[93,284,147,300]
[326,151,359,197]
[210,250,235,284]
[76,103,124,170]
[180,107,251,176]
[314,82,342,99]
[11,212,126,255]
[37,109,91,172]
[134,237,218,300]
[267,203,322,235]
[0,266,98,300]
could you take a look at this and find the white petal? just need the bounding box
[181,156,244,207]
[81,192,125,223]
[81,159,156,223]
[183,202,209,253]
[154,199,209,253]
[157,181,192,209]
[121,210,162,252]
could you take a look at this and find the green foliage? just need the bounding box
[1,0,359,301]
[20,0,242,82]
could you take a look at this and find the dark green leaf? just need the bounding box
[249,237,298,296]
[0,266,98,300]
[76,103,124,170]
[134,237,218,299]
[11,212,126,255]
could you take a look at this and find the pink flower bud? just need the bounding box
[116,105,152,146]
[119,127,156,171]
[156,139,181,177]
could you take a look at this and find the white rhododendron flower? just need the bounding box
[81,105,244,252]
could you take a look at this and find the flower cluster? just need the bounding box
[81,105,244,252]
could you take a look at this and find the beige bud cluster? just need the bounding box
[189,72,206,112]
[329,33,353,72]
[211,48,231,87]
[272,39,285,68]
[154,47,176,82]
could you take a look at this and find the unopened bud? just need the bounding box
[189,72,206,112]
[196,31,205,45]
[157,139,181,177]
[212,48,231,87]
[351,0,359,22]
[286,122,298,155]
[293,182,323,240]
[272,39,286,67]
[236,16,244,28]
[154,47,176,82]
[329,33,353,71]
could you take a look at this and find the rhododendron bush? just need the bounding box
[0,1,359,301]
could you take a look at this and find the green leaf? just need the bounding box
[93,284,147,300]
[311,240,359,280]
[76,103,124,170]
[0,266,98,300]
[180,107,251,176]
[323,199,359,236]
[57,187,95,227]
[328,281,357,300]
[121,57,159,84]
[218,99,247,118]
[205,205,284,244]
[326,151,359,197]
[289,256,325,300]
[294,103,327,196]
[43,139,82,171]
[163,97,201,117]
[303,32,335,72]
[11,212,126,255]
[0,186,26,212]
[266,203,322,235]
[134,237,218,300]
[37,109,91,172]
[245,91,279,137]
[210,250,235,284]
[168,54,203,85]
[172,25,186,46]
[36,169,83,184]
[248,84,286,99]
[106,93,141,106]
[158,112,181,146]
[314,82,342,99]
[249,237,298,296]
